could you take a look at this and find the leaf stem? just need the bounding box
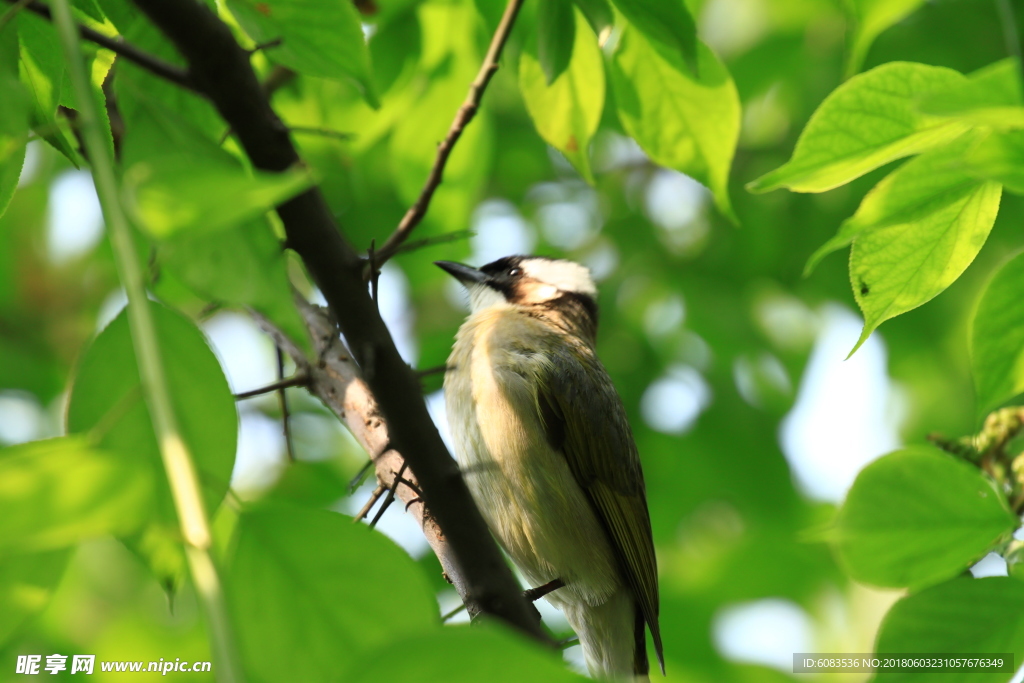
[47,1,242,680]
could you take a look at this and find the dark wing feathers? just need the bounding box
[537,343,664,674]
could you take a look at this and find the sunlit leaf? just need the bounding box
[849,174,999,352]
[748,62,970,193]
[0,436,154,553]
[805,134,984,275]
[971,250,1024,414]
[67,301,237,588]
[17,13,79,166]
[572,0,612,35]
[0,549,70,647]
[918,58,1024,129]
[964,130,1024,193]
[519,7,603,183]
[875,577,1024,683]
[609,28,739,222]
[833,446,1016,589]
[0,26,29,220]
[611,0,696,73]
[226,504,438,680]
[227,0,379,107]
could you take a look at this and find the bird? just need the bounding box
[437,255,663,681]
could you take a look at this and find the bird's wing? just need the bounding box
[537,342,664,674]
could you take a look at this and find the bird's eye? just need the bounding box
[508,267,521,277]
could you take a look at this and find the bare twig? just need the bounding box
[234,373,309,400]
[275,346,296,462]
[248,37,283,54]
[4,0,194,91]
[442,603,468,622]
[290,126,354,141]
[347,459,374,494]
[416,364,449,379]
[369,0,525,270]
[369,461,408,529]
[354,483,387,522]
[523,578,565,602]
[368,239,380,306]
[394,229,474,256]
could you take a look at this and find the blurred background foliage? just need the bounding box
[2,0,1024,680]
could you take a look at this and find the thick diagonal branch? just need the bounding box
[128,0,547,643]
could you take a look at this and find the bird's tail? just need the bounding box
[562,589,648,682]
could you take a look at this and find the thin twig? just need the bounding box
[234,373,309,400]
[347,459,374,494]
[416,364,449,379]
[523,578,564,602]
[354,483,386,522]
[368,239,380,306]
[369,461,408,529]
[289,126,354,141]
[368,0,525,270]
[248,36,282,54]
[394,229,474,256]
[442,603,468,622]
[6,0,194,91]
[275,346,295,462]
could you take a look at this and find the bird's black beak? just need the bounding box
[435,261,488,285]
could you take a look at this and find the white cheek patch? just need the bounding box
[468,284,509,313]
[520,259,597,296]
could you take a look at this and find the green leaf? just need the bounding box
[0,436,155,553]
[610,0,697,73]
[0,549,70,646]
[748,62,970,193]
[833,446,1017,589]
[971,250,1024,414]
[918,58,1024,129]
[538,0,576,86]
[121,103,311,238]
[160,219,313,356]
[227,0,379,108]
[609,28,739,222]
[341,623,590,682]
[805,134,986,275]
[67,301,237,587]
[964,130,1024,193]
[845,0,925,77]
[226,505,438,680]
[875,577,1024,683]
[520,7,603,183]
[17,13,79,166]
[849,174,1000,353]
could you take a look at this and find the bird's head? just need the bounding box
[436,255,599,335]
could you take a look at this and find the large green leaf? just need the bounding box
[875,577,1024,682]
[519,7,603,183]
[160,219,312,356]
[748,62,970,193]
[227,0,378,107]
[849,174,999,352]
[121,103,311,238]
[226,505,438,681]
[67,301,237,588]
[0,436,154,553]
[609,27,739,222]
[805,135,988,275]
[341,623,590,682]
[845,0,925,77]
[964,130,1024,194]
[918,58,1024,129]
[833,446,1017,589]
[610,0,696,73]
[0,549,70,646]
[971,251,1024,414]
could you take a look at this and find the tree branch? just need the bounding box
[4,0,195,91]
[129,0,548,643]
[370,0,525,268]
